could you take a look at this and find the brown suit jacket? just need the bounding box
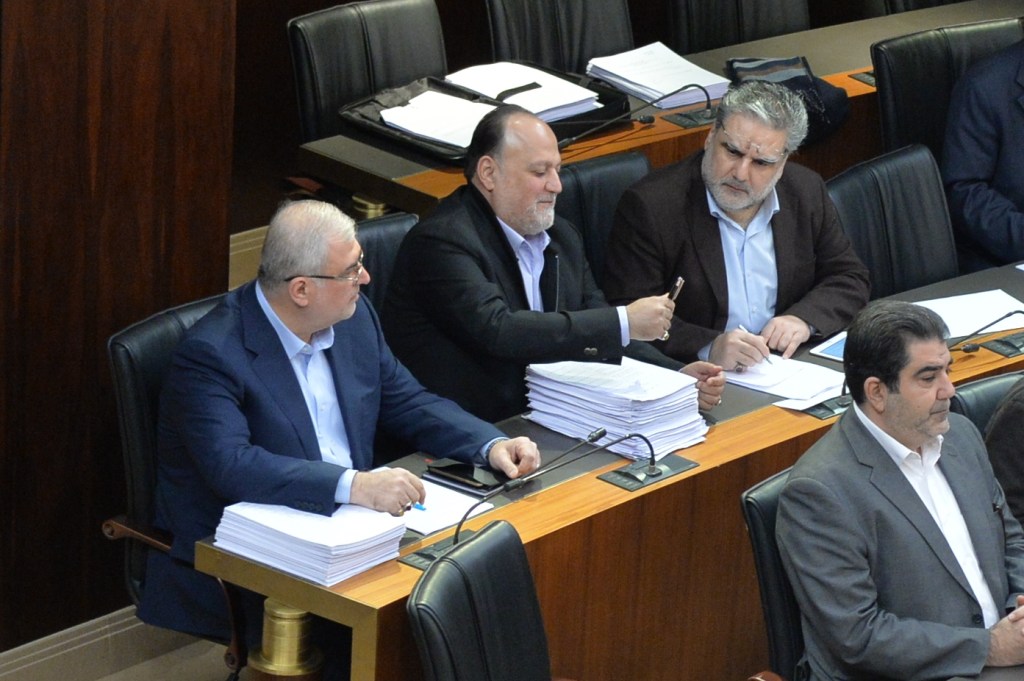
[603,152,870,361]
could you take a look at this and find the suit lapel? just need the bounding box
[687,161,729,320]
[323,328,369,470]
[467,186,531,311]
[540,242,561,312]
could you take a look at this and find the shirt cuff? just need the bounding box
[478,437,507,466]
[334,468,357,504]
[615,306,630,347]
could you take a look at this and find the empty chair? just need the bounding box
[826,144,958,299]
[871,17,1024,161]
[741,467,803,681]
[950,371,1024,435]
[407,520,573,681]
[355,211,417,316]
[555,151,651,288]
[484,0,634,74]
[667,0,809,55]
[102,294,247,680]
[287,0,448,143]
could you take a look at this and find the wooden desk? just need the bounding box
[197,266,1024,681]
[294,0,1023,216]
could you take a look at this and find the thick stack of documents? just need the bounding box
[214,502,406,586]
[586,42,730,109]
[444,62,601,122]
[524,357,708,460]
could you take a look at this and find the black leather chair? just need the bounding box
[287,0,448,144]
[407,520,573,681]
[102,294,247,680]
[356,211,417,318]
[861,0,964,16]
[483,0,634,75]
[826,144,958,299]
[741,467,803,681]
[555,151,651,288]
[871,18,1024,162]
[950,371,1024,435]
[667,0,809,54]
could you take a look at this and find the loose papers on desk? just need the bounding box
[215,502,406,586]
[586,42,730,109]
[524,357,707,461]
[444,62,601,122]
[727,357,845,401]
[914,290,1024,338]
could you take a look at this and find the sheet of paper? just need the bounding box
[726,357,845,400]
[915,289,1024,337]
[445,62,600,122]
[586,42,729,108]
[379,90,496,148]
[402,479,493,535]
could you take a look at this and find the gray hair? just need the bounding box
[257,200,356,291]
[715,80,809,153]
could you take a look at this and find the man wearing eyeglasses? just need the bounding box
[139,200,539,681]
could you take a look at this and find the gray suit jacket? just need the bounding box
[777,411,1024,681]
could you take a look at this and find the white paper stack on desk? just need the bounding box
[586,41,730,109]
[214,502,406,586]
[524,357,708,461]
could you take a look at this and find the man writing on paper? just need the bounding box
[777,300,1024,680]
[139,200,540,681]
[603,81,869,372]
[382,104,724,423]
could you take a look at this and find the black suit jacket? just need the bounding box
[603,153,870,361]
[383,184,681,422]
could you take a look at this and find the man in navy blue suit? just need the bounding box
[138,200,540,679]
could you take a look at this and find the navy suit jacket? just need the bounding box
[943,40,1024,266]
[778,411,1024,680]
[138,282,502,640]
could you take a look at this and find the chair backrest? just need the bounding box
[950,371,1024,435]
[741,467,804,681]
[287,0,448,143]
[356,211,418,318]
[556,151,651,288]
[826,144,958,299]
[407,520,554,681]
[484,0,634,74]
[868,0,964,15]
[667,0,809,54]
[107,294,225,601]
[871,17,1024,159]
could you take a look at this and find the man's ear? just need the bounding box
[288,277,311,308]
[476,155,497,192]
[862,376,888,414]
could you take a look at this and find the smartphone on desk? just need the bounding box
[423,458,507,496]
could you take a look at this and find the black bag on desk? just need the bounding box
[337,64,629,163]
[725,56,850,146]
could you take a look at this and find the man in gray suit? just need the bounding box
[777,300,1024,680]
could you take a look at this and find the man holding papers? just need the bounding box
[603,81,869,372]
[383,104,724,423]
[139,200,539,681]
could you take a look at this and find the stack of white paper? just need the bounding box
[586,42,730,109]
[444,62,601,122]
[524,357,708,461]
[214,502,406,586]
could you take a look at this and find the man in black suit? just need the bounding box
[383,105,724,423]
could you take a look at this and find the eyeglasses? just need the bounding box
[284,252,364,283]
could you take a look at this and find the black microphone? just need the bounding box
[557,81,715,150]
[948,310,1024,352]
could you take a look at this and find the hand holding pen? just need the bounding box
[660,277,684,342]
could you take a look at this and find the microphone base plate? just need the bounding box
[982,330,1024,358]
[663,107,717,130]
[598,454,698,492]
[399,530,477,571]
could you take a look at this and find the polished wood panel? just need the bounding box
[0,0,234,650]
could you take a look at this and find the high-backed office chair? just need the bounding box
[287,0,448,144]
[406,520,575,681]
[356,211,417,317]
[483,0,634,75]
[950,371,1024,435]
[555,151,651,289]
[861,0,963,16]
[741,467,804,681]
[102,294,247,680]
[826,144,958,299]
[667,0,810,54]
[871,18,1024,162]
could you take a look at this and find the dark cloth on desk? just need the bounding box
[603,152,869,362]
[777,411,1024,681]
[985,376,1024,527]
[942,40,1024,269]
[137,282,501,658]
[382,183,682,423]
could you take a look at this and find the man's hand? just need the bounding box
[487,436,540,479]
[681,361,725,410]
[986,595,1024,666]
[350,468,426,516]
[760,315,811,359]
[626,294,675,341]
[709,328,772,372]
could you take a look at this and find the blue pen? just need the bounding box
[412,502,427,511]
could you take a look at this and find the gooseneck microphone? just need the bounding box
[557,81,715,151]
[949,310,1024,353]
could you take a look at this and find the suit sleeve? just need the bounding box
[985,379,1024,528]
[777,475,990,679]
